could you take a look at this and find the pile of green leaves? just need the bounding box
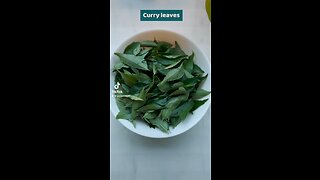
[113,40,210,133]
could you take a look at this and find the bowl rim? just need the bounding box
[110,29,211,138]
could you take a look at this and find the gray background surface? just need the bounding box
[111,1,211,179]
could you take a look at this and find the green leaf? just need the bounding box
[177,101,194,119]
[190,99,209,113]
[115,71,123,81]
[146,90,162,99]
[192,64,205,76]
[137,103,163,113]
[183,52,194,73]
[130,67,139,74]
[149,118,169,133]
[161,64,185,82]
[160,94,188,120]
[115,98,136,127]
[131,120,137,127]
[164,57,187,69]
[171,82,185,89]
[124,42,141,55]
[144,83,154,95]
[115,98,130,112]
[116,111,131,120]
[171,100,194,128]
[174,41,184,52]
[183,76,201,87]
[119,83,130,94]
[135,72,152,84]
[194,74,208,90]
[114,53,149,71]
[130,87,148,120]
[152,97,168,106]
[185,86,196,94]
[199,74,208,82]
[158,64,185,92]
[137,86,148,101]
[117,116,136,128]
[160,110,173,121]
[129,82,146,95]
[143,111,158,122]
[166,94,189,109]
[154,62,170,75]
[192,88,211,99]
[157,41,172,52]
[165,41,186,56]
[118,70,137,87]
[169,87,187,96]
[113,62,129,70]
[156,56,177,66]
[169,117,179,127]
[162,54,187,59]
[140,41,157,47]
[116,95,144,101]
[138,48,151,56]
[116,95,134,107]
[184,69,194,78]
[157,82,171,92]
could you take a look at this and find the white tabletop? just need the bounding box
[110,1,211,179]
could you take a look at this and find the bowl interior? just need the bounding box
[110,30,211,138]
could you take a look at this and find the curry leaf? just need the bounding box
[171,100,194,128]
[116,111,131,120]
[115,98,130,112]
[165,41,186,55]
[183,77,201,87]
[190,99,209,113]
[164,57,187,69]
[135,72,152,84]
[156,56,176,66]
[184,69,194,78]
[118,70,137,87]
[149,118,169,133]
[113,62,129,70]
[159,64,185,86]
[157,41,172,52]
[162,54,187,59]
[177,101,194,119]
[192,88,211,99]
[124,42,141,55]
[183,52,194,73]
[138,48,151,56]
[143,111,158,123]
[141,40,157,47]
[152,97,168,106]
[157,81,171,92]
[169,87,187,96]
[171,82,185,90]
[154,62,171,75]
[137,103,163,113]
[116,95,144,101]
[192,64,205,76]
[161,94,188,120]
[114,53,149,71]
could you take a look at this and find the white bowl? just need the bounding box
[110,30,211,138]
